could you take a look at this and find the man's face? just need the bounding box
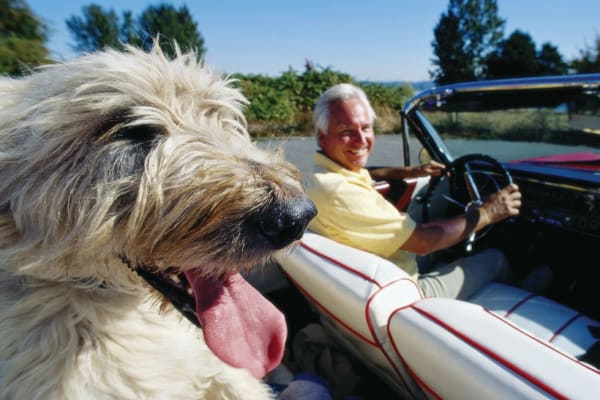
[318,97,374,172]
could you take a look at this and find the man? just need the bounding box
[306,83,522,300]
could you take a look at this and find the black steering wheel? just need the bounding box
[422,153,512,253]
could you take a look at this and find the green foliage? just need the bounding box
[425,109,571,143]
[66,4,121,52]
[234,62,356,136]
[233,64,412,137]
[235,74,296,124]
[486,30,538,78]
[295,62,353,113]
[1,0,47,41]
[431,9,473,83]
[66,3,205,59]
[431,0,505,84]
[360,82,413,113]
[486,30,567,78]
[120,11,139,46]
[0,0,49,76]
[433,0,571,82]
[360,82,413,133]
[571,35,600,73]
[9,0,591,137]
[537,43,568,75]
[137,4,205,58]
[0,35,48,75]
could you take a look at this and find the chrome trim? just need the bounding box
[403,73,600,114]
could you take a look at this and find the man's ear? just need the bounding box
[317,130,327,148]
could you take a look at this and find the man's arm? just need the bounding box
[400,183,522,256]
[369,160,445,181]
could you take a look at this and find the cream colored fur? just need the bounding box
[0,44,304,399]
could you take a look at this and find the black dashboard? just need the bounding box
[515,176,600,239]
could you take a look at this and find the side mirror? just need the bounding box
[418,147,432,164]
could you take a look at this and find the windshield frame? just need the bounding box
[401,74,600,169]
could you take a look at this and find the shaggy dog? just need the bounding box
[0,44,316,399]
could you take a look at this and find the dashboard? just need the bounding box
[515,175,600,239]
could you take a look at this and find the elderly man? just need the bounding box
[306,83,523,299]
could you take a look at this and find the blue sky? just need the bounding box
[28,0,599,82]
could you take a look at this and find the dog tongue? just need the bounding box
[183,270,287,378]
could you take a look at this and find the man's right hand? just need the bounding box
[479,183,522,225]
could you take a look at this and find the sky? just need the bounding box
[27,0,600,82]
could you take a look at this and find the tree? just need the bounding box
[120,11,142,48]
[137,4,205,59]
[431,0,505,84]
[66,3,205,59]
[486,30,538,78]
[571,35,600,73]
[431,9,472,83]
[0,0,49,75]
[66,4,121,53]
[486,31,567,78]
[537,42,567,76]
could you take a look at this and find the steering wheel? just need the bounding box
[422,153,512,253]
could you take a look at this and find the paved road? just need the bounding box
[261,135,595,178]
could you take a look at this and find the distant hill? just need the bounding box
[410,81,435,92]
[360,80,435,93]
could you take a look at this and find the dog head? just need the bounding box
[0,44,315,378]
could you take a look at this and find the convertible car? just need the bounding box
[251,73,600,399]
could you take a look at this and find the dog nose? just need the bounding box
[257,196,317,249]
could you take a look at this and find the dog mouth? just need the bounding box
[125,193,316,378]
[132,265,286,379]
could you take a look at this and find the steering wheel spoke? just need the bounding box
[441,193,466,209]
[463,165,483,202]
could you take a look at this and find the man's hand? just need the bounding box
[417,160,446,177]
[403,182,522,255]
[369,160,446,181]
[479,183,522,225]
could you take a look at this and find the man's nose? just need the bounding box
[351,130,368,144]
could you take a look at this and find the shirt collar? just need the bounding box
[314,152,372,182]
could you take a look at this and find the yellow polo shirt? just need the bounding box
[306,152,418,278]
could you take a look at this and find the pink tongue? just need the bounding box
[183,270,287,378]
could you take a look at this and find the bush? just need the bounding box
[236,66,412,137]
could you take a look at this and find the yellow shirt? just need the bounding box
[306,152,418,278]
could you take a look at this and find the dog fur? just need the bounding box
[0,44,314,399]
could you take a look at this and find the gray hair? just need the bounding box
[312,83,376,137]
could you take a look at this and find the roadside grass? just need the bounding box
[424,109,573,143]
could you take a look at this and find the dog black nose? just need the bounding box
[257,196,317,249]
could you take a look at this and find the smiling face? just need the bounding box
[318,97,374,172]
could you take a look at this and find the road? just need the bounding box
[260,135,595,178]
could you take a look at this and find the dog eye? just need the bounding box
[112,124,164,145]
[93,109,165,145]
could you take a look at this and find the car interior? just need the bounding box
[250,75,600,399]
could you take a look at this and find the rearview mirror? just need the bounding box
[418,147,432,164]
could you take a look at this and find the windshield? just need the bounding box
[417,89,600,164]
